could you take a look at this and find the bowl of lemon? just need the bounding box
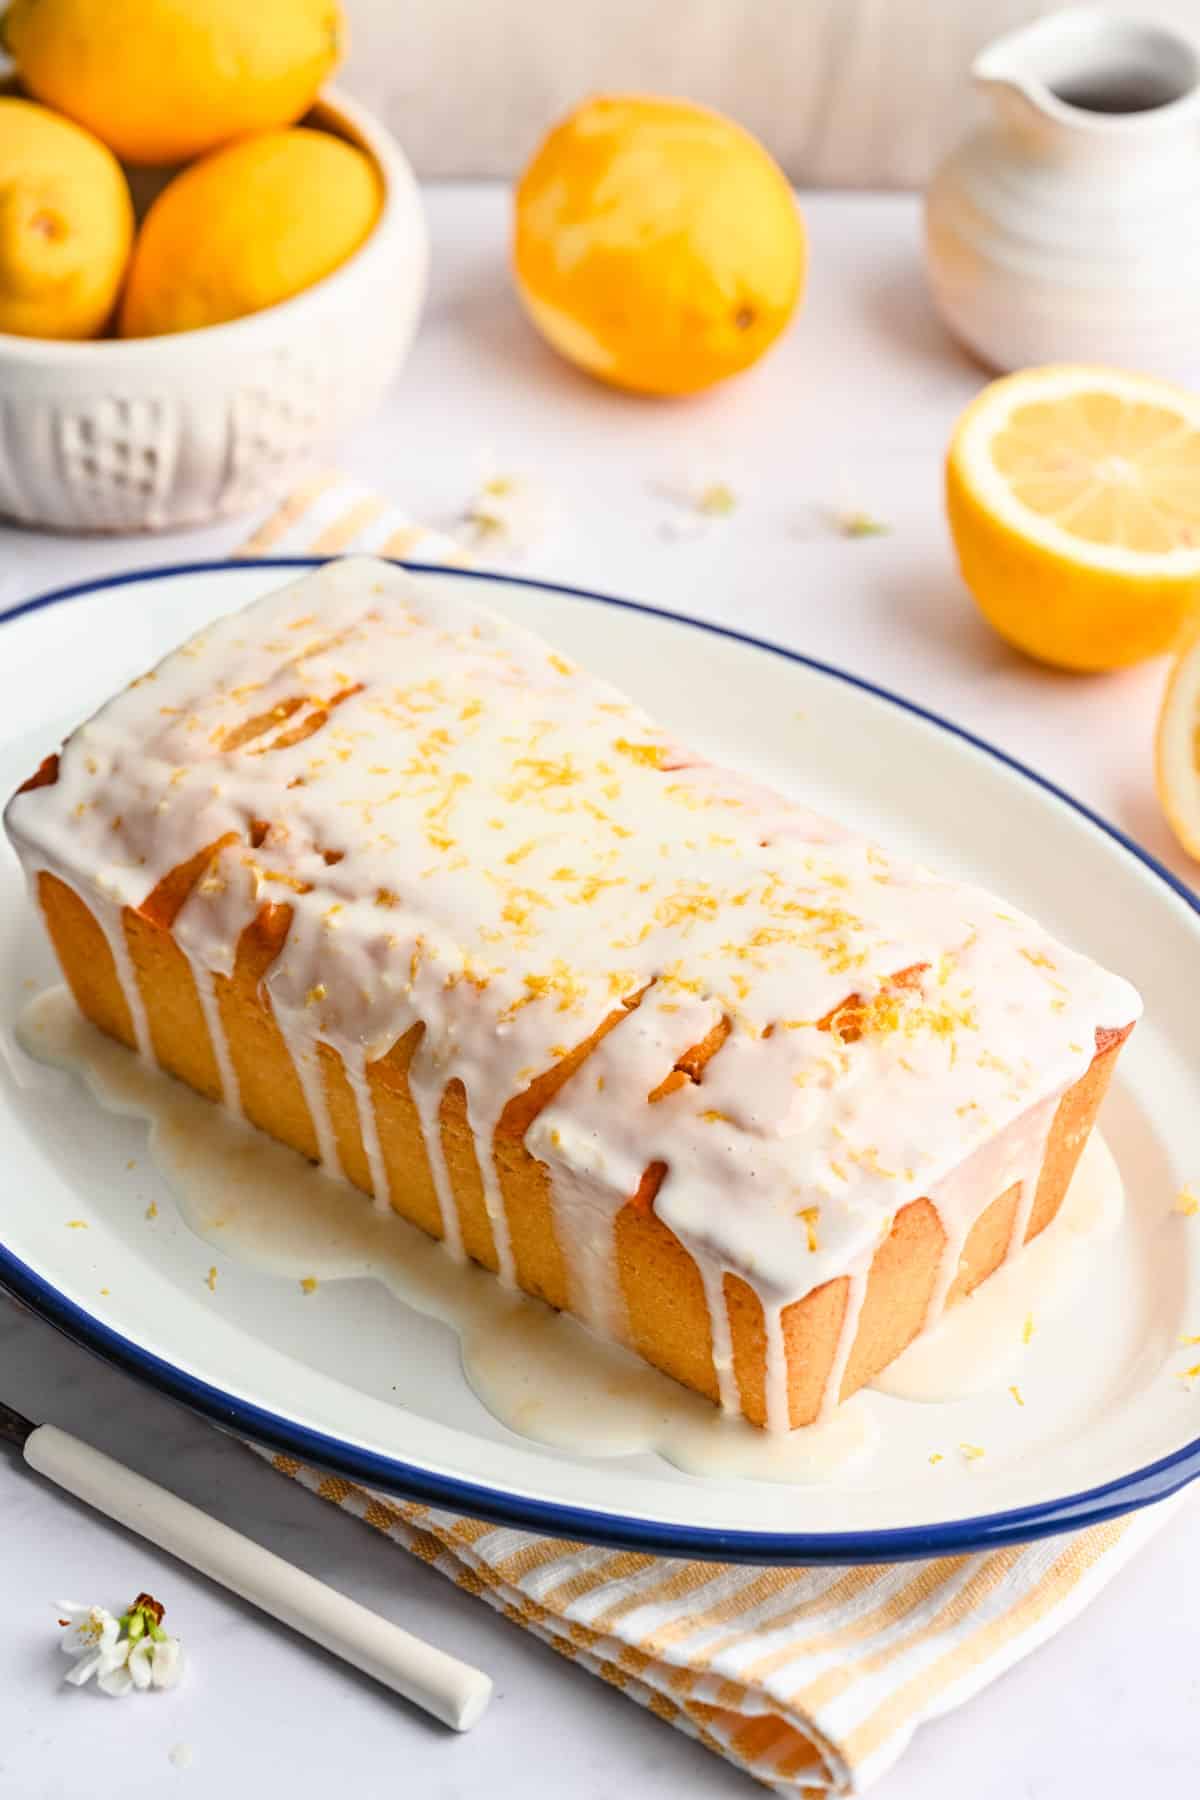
[0,0,427,532]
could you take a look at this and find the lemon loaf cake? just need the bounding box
[5,558,1141,1429]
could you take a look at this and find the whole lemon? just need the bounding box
[513,95,805,396]
[4,0,343,166]
[0,97,133,339]
[119,129,381,338]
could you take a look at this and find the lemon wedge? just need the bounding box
[1156,615,1200,858]
[947,366,1200,671]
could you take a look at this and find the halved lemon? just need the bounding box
[946,366,1200,672]
[1156,616,1200,858]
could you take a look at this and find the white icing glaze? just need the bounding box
[3,558,1141,1428]
[472,1107,517,1289]
[188,956,242,1118]
[404,1057,465,1261]
[290,1036,343,1181]
[817,1257,872,1424]
[761,1292,794,1432]
[95,896,153,1062]
[1004,1094,1060,1260]
[340,1041,390,1213]
[920,1092,1061,1333]
[698,1264,738,1415]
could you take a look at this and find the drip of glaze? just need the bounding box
[341,1043,390,1213]
[406,1069,465,1262]
[553,1162,626,1341]
[1004,1096,1059,1259]
[760,1298,793,1433]
[188,957,242,1119]
[921,1093,1062,1334]
[470,1101,517,1290]
[290,1037,343,1180]
[699,1264,739,1415]
[97,899,153,1062]
[816,1258,872,1424]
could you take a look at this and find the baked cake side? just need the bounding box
[5,558,1141,1428]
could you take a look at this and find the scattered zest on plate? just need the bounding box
[59,1594,184,1697]
[946,364,1200,671]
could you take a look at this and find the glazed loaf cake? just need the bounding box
[5,558,1141,1429]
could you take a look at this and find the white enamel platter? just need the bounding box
[2,560,1197,1563]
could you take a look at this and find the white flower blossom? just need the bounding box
[146,1634,183,1689]
[59,1602,120,1662]
[98,1638,134,1698]
[123,1630,184,1691]
[58,1593,184,1697]
[60,1604,128,1689]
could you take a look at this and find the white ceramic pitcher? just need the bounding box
[924,8,1200,383]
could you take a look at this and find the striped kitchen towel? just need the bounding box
[257,1455,1170,1794]
[234,478,1182,1794]
[232,467,472,565]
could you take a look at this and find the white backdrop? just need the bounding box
[341,0,1200,186]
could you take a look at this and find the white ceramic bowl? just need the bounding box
[0,90,428,534]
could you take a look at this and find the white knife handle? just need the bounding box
[25,1424,492,1731]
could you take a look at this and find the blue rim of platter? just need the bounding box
[2,555,1199,1564]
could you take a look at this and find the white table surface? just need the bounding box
[1,184,1198,1798]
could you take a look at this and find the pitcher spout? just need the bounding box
[973,9,1200,149]
[971,49,1052,141]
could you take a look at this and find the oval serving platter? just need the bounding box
[1,558,1198,1564]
